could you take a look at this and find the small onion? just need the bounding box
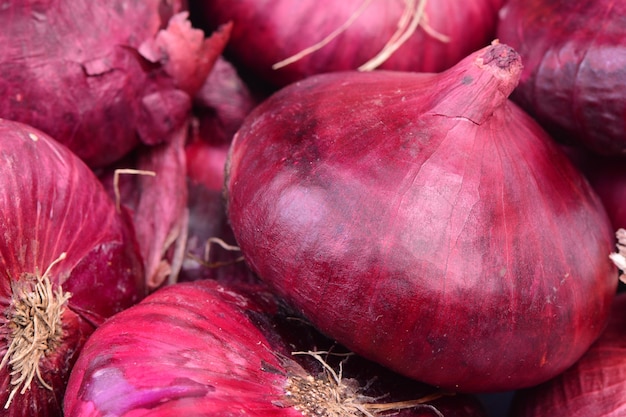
[225,42,617,392]
[63,279,488,417]
[497,0,626,156]
[509,293,626,417]
[0,119,145,416]
[192,0,504,88]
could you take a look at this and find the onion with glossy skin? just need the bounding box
[191,0,504,88]
[63,279,489,417]
[497,0,626,156]
[509,293,626,417]
[0,1,228,167]
[225,42,618,392]
[0,119,145,416]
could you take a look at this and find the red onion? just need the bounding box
[192,0,504,88]
[0,119,145,416]
[496,0,626,156]
[225,42,618,392]
[509,292,626,417]
[64,279,488,416]
[0,1,228,167]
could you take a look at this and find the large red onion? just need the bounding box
[192,0,504,88]
[509,292,626,417]
[0,1,228,167]
[0,119,145,416]
[496,0,626,156]
[64,279,488,416]
[225,42,618,392]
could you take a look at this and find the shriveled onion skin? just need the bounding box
[509,293,626,417]
[225,43,617,392]
[497,0,626,156]
[192,0,504,88]
[0,1,225,167]
[0,119,145,416]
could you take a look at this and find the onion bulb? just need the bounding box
[63,279,489,416]
[497,0,626,156]
[225,42,618,392]
[192,0,504,88]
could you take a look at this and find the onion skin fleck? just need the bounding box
[509,293,626,417]
[0,119,145,416]
[497,0,626,156]
[192,0,504,88]
[225,43,618,392]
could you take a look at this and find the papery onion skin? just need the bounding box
[509,293,626,417]
[191,0,504,88]
[0,1,225,167]
[225,43,617,392]
[0,119,145,416]
[63,279,489,417]
[497,0,626,156]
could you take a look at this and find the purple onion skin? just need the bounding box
[509,293,626,417]
[225,43,618,393]
[64,279,489,417]
[0,0,222,168]
[497,0,626,156]
[63,280,300,417]
[0,119,145,416]
[192,0,504,89]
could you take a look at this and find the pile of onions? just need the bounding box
[63,278,489,416]
[509,292,626,416]
[191,0,504,88]
[0,119,145,416]
[225,41,618,392]
[0,0,228,167]
[497,0,626,156]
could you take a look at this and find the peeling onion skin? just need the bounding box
[497,0,626,156]
[191,0,505,89]
[0,119,145,416]
[225,43,618,392]
[509,293,626,417]
[0,0,225,168]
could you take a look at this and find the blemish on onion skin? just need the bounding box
[28,133,38,142]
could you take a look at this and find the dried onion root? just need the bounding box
[1,252,71,408]
[284,351,448,417]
